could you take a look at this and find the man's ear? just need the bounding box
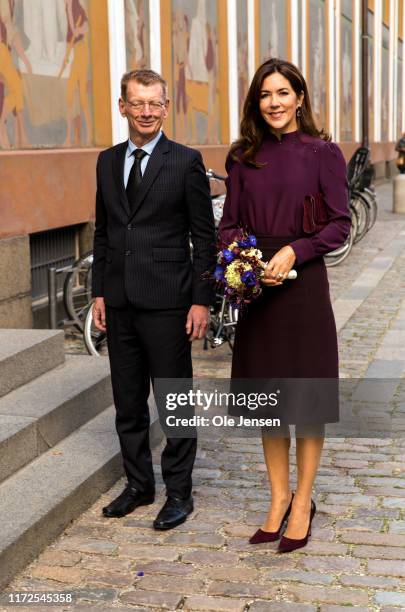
[118,98,126,117]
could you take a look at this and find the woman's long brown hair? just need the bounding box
[230,58,330,167]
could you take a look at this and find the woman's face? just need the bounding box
[259,72,303,134]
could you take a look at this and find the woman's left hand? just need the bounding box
[262,245,296,286]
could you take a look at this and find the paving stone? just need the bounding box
[264,569,334,585]
[84,571,134,588]
[197,565,261,582]
[119,589,182,609]
[165,532,225,548]
[29,565,89,585]
[183,594,248,611]
[298,555,361,574]
[38,550,82,567]
[132,560,196,576]
[319,607,369,612]
[135,574,206,595]
[54,537,118,555]
[74,587,118,603]
[339,574,400,589]
[207,580,279,598]
[339,531,405,546]
[181,549,239,566]
[293,541,348,556]
[334,518,383,531]
[374,591,405,606]
[222,523,255,537]
[282,583,369,606]
[352,545,405,559]
[368,559,405,577]
[249,604,316,612]
[118,544,181,561]
[79,556,132,572]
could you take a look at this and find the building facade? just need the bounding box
[0,0,404,326]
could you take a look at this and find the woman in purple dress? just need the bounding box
[219,59,351,552]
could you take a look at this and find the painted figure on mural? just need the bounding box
[310,3,325,129]
[125,0,148,70]
[172,0,221,144]
[0,0,32,148]
[205,21,219,142]
[236,0,248,120]
[60,0,92,146]
[173,9,190,141]
[341,26,352,140]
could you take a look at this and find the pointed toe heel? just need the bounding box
[249,493,294,544]
[278,499,316,553]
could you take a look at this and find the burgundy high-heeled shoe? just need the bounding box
[249,493,294,544]
[277,498,316,553]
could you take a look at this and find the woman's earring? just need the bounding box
[296,106,302,118]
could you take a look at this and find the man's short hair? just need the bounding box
[120,69,168,101]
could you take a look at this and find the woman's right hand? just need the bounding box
[261,245,296,286]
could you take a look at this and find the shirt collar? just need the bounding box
[127,131,163,158]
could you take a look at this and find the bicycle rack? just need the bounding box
[47,264,76,330]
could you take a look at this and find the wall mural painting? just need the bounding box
[171,0,221,145]
[340,1,353,141]
[124,0,150,70]
[236,0,248,120]
[308,0,327,131]
[367,10,374,141]
[0,0,94,149]
[260,0,287,62]
[398,40,403,139]
[381,24,389,141]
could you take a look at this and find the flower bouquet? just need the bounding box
[214,231,296,309]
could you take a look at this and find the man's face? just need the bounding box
[119,80,169,141]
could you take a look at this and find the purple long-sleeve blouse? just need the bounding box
[218,130,351,265]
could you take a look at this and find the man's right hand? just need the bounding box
[93,297,106,331]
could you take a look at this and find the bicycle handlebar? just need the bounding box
[207,168,226,182]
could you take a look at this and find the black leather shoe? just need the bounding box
[102,484,155,518]
[153,496,194,530]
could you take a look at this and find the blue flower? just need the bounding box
[241,270,256,287]
[223,249,234,263]
[238,239,250,248]
[214,265,224,280]
[248,235,257,246]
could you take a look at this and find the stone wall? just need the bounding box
[0,235,32,328]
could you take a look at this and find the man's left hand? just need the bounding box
[186,305,210,341]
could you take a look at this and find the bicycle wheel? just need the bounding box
[64,251,93,330]
[325,208,357,267]
[350,195,370,243]
[208,290,237,349]
[83,302,108,356]
[360,187,378,230]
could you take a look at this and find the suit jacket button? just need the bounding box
[127,224,133,230]
[125,250,131,256]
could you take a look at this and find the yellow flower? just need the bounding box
[225,261,252,289]
[241,248,263,259]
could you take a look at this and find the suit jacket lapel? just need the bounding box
[128,133,170,221]
[113,141,131,217]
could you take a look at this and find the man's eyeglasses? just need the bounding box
[125,100,167,111]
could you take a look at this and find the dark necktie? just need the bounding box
[126,148,147,211]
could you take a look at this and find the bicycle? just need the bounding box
[63,251,93,331]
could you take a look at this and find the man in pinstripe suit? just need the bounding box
[91,70,215,529]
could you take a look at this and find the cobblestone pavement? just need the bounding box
[4,183,405,611]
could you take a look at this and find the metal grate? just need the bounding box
[30,226,78,300]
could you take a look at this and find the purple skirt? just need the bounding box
[231,236,339,426]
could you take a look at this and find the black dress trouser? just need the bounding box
[105,302,196,499]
